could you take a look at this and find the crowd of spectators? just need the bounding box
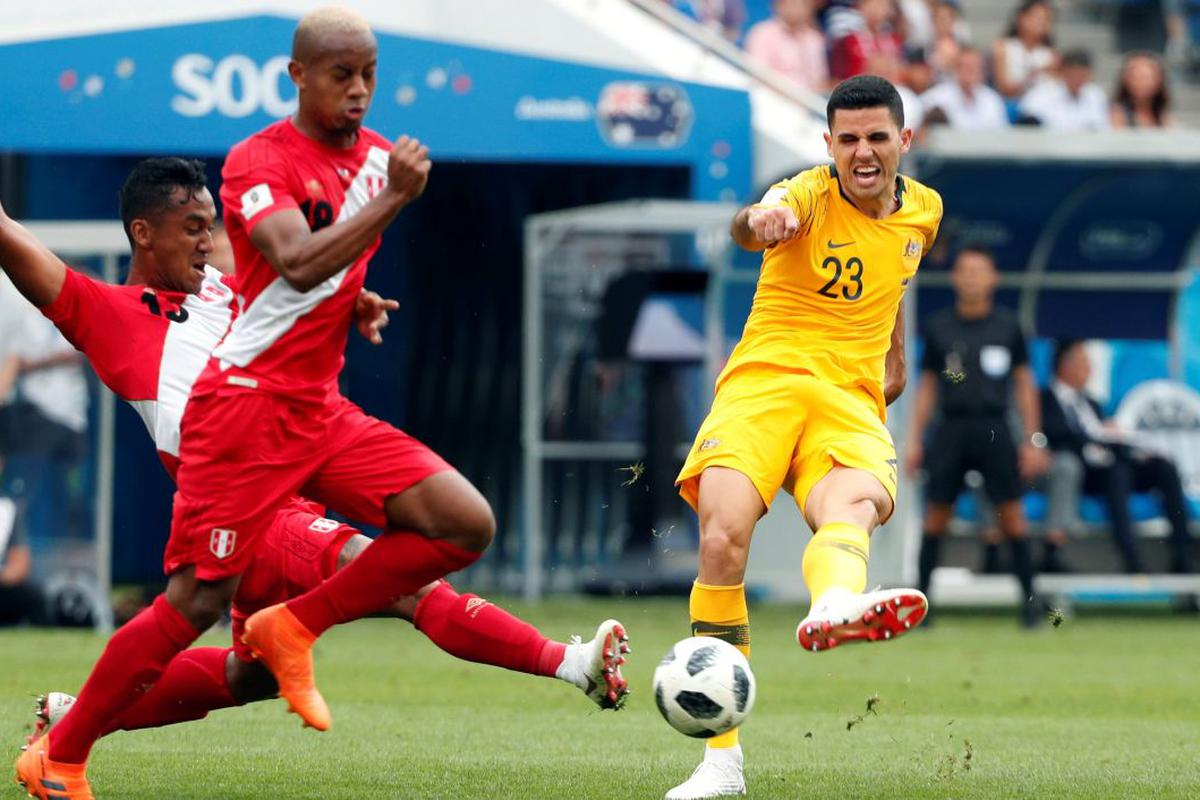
[666,0,1188,134]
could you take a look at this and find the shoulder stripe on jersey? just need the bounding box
[212,145,390,371]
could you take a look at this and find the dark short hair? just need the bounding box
[1062,48,1091,69]
[119,157,209,246]
[1053,338,1085,375]
[826,75,905,130]
[955,243,995,265]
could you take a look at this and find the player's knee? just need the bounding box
[452,496,495,553]
[698,517,751,575]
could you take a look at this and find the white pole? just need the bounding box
[522,220,544,602]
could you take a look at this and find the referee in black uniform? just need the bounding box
[904,246,1050,626]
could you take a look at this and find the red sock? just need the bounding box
[287,531,482,637]
[102,647,240,735]
[49,595,199,764]
[413,581,565,677]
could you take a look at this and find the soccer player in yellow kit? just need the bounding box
[665,76,942,799]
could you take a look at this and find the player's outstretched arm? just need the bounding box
[731,205,799,252]
[251,136,431,293]
[0,201,67,308]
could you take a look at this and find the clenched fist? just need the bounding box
[386,135,431,204]
[746,206,799,245]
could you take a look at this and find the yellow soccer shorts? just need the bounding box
[676,366,898,518]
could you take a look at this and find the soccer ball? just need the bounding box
[653,636,756,738]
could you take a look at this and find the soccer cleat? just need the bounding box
[14,737,93,800]
[796,587,928,653]
[665,747,746,799]
[241,603,332,731]
[556,618,631,710]
[25,693,75,748]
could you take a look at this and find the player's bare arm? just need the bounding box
[731,205,799,252]
[0,200,68,307]
[354,289,399,345]
[884,303,907,405]
[251,135,431,293]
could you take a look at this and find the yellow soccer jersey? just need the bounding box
[722,164,943,419]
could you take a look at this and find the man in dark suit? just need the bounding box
[1043,340,1194,573]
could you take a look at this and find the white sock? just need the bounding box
[704,744,743,765]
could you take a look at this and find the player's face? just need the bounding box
[143,187,216,295]
[825,107,912,208]
[293,32,377,135]
[950,251,998,304]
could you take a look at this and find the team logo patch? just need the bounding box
[699,438,721,451]
[465,597,490,618]
[240,183,274,221]
[308,517,340,535]
[904,239,922,258]
[209,528,237,559]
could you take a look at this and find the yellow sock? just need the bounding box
[802,522,870,611]
[690,581,750,750]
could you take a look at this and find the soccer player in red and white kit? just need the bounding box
[0,158,629,792]
[11,9,592,796]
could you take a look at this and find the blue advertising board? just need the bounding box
[0,15,752,201]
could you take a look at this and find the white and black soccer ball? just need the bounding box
[653,636,756,738]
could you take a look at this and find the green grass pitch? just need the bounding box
[2,598,1198,798]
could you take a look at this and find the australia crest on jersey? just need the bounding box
[209,528,237,559]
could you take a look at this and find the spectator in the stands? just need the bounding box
[821,0,868,41]
[669,0,747,42]
[830,0,904,79]
[1111,52,1174,128]
[1116,0,1171,55]
[900,0,936,51]
[744,0,830,94]
[1019,48,1110,130]
[1043,340,1195,574]
[929,0,971,78]
[922,46,1011,130]
[992,0,1058,100]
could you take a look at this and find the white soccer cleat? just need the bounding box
[557,618,631,710]
[24,691,75,748]
[797,587,928,653]
[665,746,746,799]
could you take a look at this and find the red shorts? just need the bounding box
[229,501,358,663]
[167,390,451,580]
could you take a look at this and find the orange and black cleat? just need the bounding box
[14,738,93,800]
[241,603,332,731]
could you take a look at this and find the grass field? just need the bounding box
[2,598,1198,799]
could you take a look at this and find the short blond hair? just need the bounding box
[292,7,375,64]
